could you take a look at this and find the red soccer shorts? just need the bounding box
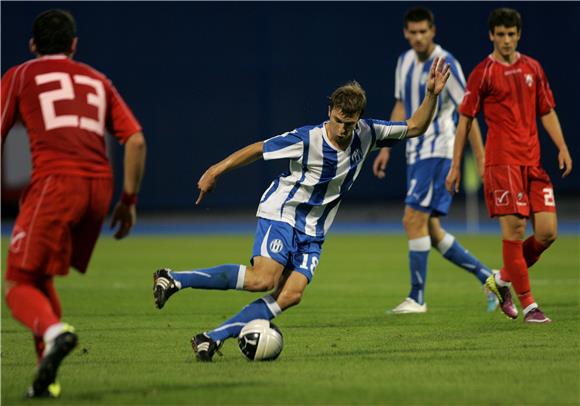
[6,175,113,282]
[483,165,556,218]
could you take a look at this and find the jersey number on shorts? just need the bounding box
[299,254,319,274]
[35,72,106,135]
[542,188,555,206]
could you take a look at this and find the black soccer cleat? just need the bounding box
[153,268,179,309]
[191,333,223,362]
[26,329,78,398]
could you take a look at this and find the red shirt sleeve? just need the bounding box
[1,66,20,142]
[106,81,142,143]
[534,61,555,116]
[459,62,489,118]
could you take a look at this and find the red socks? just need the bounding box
[523,236,548,268]
[5,282,61,337]
[501,239,535,309]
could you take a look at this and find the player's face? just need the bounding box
[489,26,521,59]
[404,21,435,54]
[327,108,360,143]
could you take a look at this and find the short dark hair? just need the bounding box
[404,7,435,28]
[488,8,522,33]
[32,9,76,55]
[329,81,367,117]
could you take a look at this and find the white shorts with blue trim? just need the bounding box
[252,218,323,282]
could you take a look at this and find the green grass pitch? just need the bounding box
[2,234,579,405]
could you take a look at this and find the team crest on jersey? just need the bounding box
[494,190,510,206]
[350,148,363,165]
[9,226,26,253]
[525,74,534,88]
[269,239,284,253]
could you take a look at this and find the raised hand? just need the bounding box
[426,57,451,96]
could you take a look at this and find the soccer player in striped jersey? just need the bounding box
[447,8,572,323]
[153,59,451,361]
[372,7,497,314]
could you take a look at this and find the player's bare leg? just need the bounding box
[524,211,558,268]
[271,270,308,311]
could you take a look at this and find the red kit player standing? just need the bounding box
[446,8,572,323]
[1,10,146,397]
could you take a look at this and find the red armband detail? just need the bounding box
[121,192,138,206]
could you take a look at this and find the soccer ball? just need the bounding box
[238,319,283,361]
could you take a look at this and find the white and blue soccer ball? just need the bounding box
[238,319,283,361]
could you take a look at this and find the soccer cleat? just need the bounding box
[191,333,223,362]
[26,327,77,398]
[483,285,499,312]
[485,274,518,319]
[391,297,427,314]
[153,268,179,309]
[524,307,552,324]
[24,381,61,399]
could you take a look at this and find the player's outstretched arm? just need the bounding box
[110,131,147,239]
[406,57,451,138]
[446,115,473,193]
[541,110,572,178]
[196,141,264,205]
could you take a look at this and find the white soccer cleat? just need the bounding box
[391,297,427,314]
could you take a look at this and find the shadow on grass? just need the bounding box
[69,381,259,402]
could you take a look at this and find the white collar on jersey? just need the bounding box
[414,44,442,64]
[487,52,521,66]
[38,54,69,60]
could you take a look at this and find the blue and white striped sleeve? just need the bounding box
[446,56,466,107]
[263,128,305,161]
[369,119,408,149]
[394,55,403,100]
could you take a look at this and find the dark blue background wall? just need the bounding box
[2,2,578,210]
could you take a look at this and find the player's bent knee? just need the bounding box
[537,230,557,246]
[277,290,303,309]
[244,274,277,292]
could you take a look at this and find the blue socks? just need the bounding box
[408,236,430,305]
[436,233,492,284]
[207,295,282,342]
[170,264,246,290]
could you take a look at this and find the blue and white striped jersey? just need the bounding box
[395,44,466,164]
[257,119,407,238]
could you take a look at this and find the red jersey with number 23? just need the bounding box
[459,53,555,167]
[1,55,141,180]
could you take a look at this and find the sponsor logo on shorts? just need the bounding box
[9,226,26,253]
[494,190,510,206]
[269,239,284,254]
[516,192,527,206]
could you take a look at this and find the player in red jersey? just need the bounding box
[446,8,572,323]
[1,10,146,397]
